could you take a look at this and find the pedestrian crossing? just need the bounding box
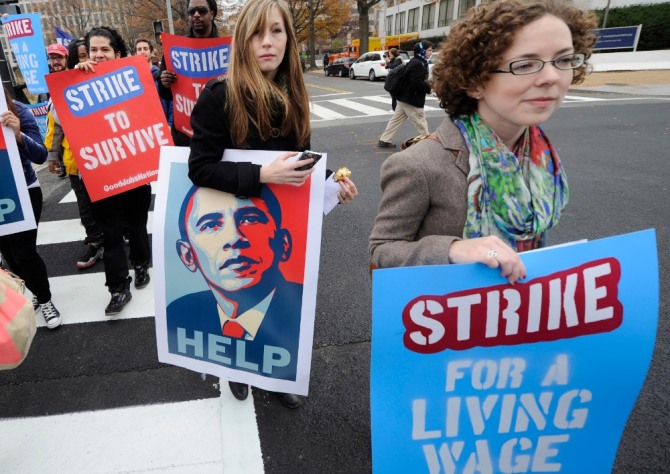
[309,93,616,122]
[0,182,264,473]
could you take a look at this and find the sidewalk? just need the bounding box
[570,70,670,97]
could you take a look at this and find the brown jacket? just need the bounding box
[369,117,471,268]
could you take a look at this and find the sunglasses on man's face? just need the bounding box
[188,6,209,16]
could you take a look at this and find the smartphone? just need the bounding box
[296,150,323,171]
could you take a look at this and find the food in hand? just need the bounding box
[333,167,351,182]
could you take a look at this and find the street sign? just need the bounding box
[593,25,642,51]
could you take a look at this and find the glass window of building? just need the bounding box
[408,8,419,33]
[422,3,436,30]
[458,0,477,18]
[438,0,455,27]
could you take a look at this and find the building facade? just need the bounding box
[372,0,667,40]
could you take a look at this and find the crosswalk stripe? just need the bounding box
[310,102,346,120]
[0,394,263,474]
[37,212,154,246]
[328,98,393,116]
[33,271,154,327]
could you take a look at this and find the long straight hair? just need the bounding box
[226,0,310,148]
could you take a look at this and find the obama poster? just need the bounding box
[153,147,325,396]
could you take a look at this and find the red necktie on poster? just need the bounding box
[222,320,246,339]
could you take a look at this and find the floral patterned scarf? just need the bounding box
[453,113,569,251]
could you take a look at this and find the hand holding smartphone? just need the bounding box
[296,150,323,171]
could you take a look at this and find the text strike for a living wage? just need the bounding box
[45,56,173,202]
[371,231,659,474]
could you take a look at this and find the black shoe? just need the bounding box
[105,289,132,316]
[276,392,304,409]
[377,140,396,148]
[76,244,103,270]
[57,169,67,178]
[229,382,249,401]
[134,264,150,289]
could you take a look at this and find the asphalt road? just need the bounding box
[1,75,668,473]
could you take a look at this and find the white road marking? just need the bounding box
[37,213,154,246]
[329,98,392,116]
[32,271,154,327]
[0,394,263,474]
[310,102,346,120]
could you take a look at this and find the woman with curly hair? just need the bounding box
[370,0,597,282]
[78,27,153,317]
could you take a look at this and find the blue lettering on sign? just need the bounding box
[170,45,230,78]
[64,66,144,117]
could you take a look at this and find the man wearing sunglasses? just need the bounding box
[158,0,219,146]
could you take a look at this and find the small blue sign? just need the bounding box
[26,101,49,142]
[1,14,50,94]
[594,25,642,51]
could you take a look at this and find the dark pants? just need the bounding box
[0,187,51,303]
[69,174,103,246]
[91,185,151,292]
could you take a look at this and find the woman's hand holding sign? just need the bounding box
[1,110,24,146]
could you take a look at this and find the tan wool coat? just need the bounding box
[369,117,472,268]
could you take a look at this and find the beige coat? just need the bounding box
[369,117,471,268]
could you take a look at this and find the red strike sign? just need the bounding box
[402,258,624,353]
[162,34,232,138]
[45,56,173,201]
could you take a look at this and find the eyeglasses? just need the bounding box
[188,6,209,16]
[491,53,586,76]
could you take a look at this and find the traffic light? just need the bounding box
[153,20,164,45]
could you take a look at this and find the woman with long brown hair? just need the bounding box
[189,0,357,408]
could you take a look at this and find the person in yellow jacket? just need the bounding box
[45,83,104,270]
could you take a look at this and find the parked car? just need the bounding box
[325,57,355,77]
[349,50,410,81]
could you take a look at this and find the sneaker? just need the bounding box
[377,140,396,148]
[105,289,132,316]
[58,170,67,178]
[32,295,41,314]
[123,234,130,246]
[76,245,104,270]
[41,300,62,329]
[134,264,150,289]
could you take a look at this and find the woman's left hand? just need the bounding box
[337,177,358,204]
[1,110,22,142]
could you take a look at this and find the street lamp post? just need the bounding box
[602,0,611,28]
[165,0,175,34]
[308,0,316,68]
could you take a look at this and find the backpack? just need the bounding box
[384,63,407,94]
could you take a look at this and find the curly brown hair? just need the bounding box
[431,0,597,117]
